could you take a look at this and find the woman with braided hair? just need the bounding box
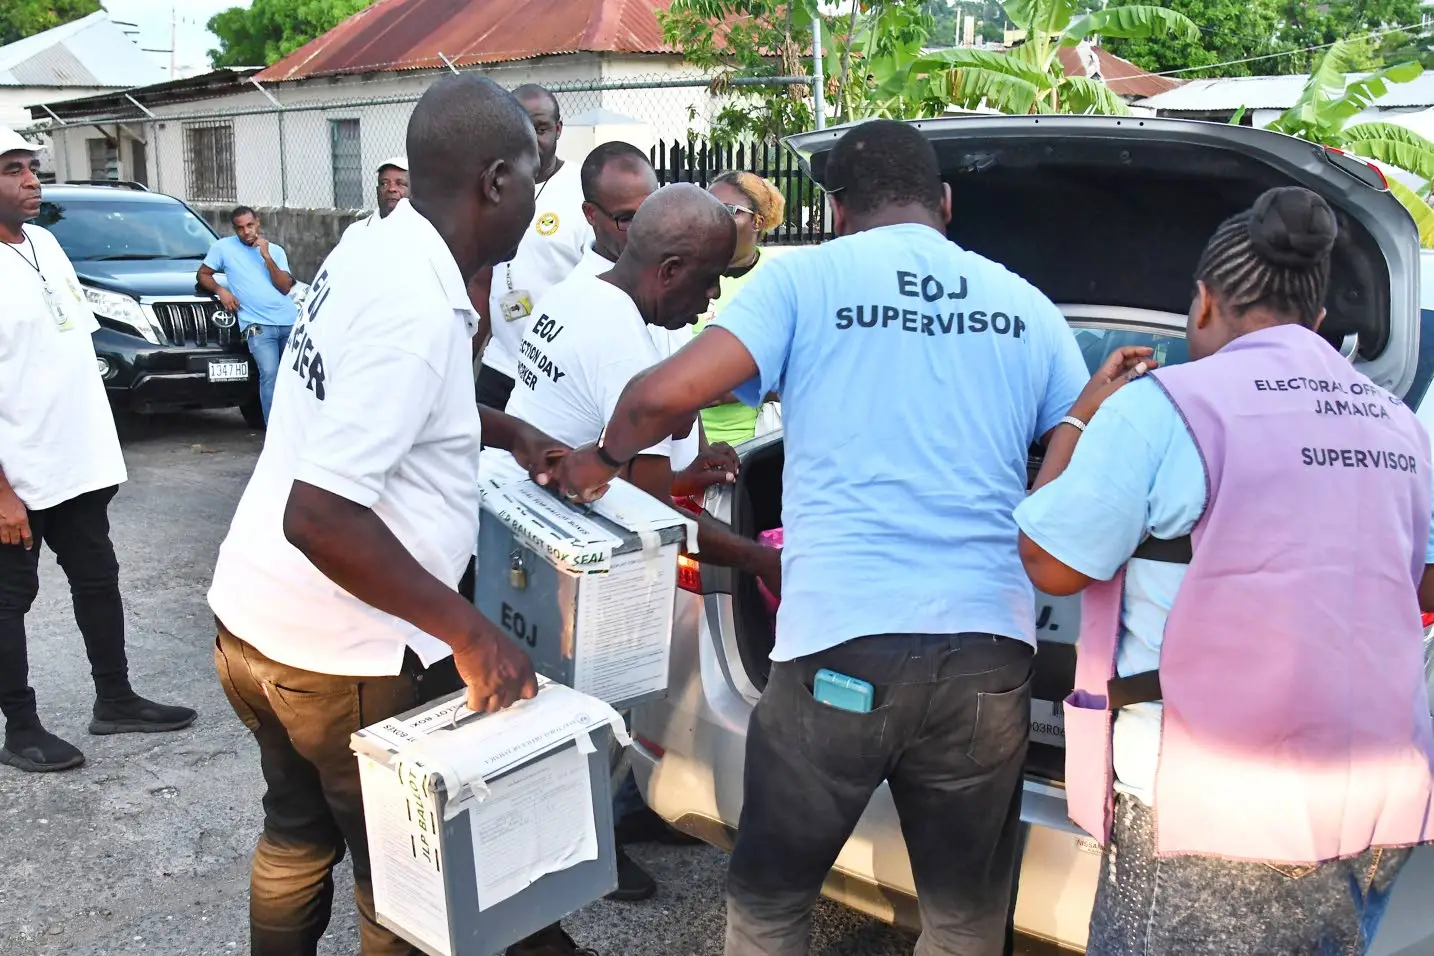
[1016,186,1434,954]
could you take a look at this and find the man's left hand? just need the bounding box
[555,444,617,504]
[256,237,272,259]
[511,424,570,488]
[672,442,739,497]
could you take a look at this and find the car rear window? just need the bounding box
[1069,323,1190,375]
[34,199,215,262]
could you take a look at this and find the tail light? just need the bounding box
[677,554,703,593]
[634,734,667,759]
[1423,613,1434,630]
[1324,146,1389,190]
[672,494,702,516]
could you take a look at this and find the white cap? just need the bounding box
[377,155,408,173]
[0,125,37,158]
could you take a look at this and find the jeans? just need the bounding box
[247,323,293,423]
[214,625,464,956]
[475,364,516,412]
[725,632,1034,956]
[1088,793,1412,956]
[0,486,130,729]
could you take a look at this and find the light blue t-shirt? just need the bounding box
[712,223,1089,661]
[203,235,298,330]
[1014,377,1434,804]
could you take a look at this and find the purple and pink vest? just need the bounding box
[1065,323,1434,863]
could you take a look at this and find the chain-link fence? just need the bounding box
[21,71,816,215]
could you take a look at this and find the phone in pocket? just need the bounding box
[812,669,875,714]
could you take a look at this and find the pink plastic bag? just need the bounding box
[757,528,783,616]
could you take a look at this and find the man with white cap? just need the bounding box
[0,125,196,774]
[340,156,409,243]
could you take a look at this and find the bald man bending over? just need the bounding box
[208,75,584,956]
[503,183,781,591]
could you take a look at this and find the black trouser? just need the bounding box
[215,624,465,956]
[475,364,516,412]
[725,632,1033,956]
[0,486,130,730]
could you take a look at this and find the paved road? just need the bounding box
[0,411,921,956]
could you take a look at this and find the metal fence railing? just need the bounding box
[20,72,822,221]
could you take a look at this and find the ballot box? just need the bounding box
[351,680,628,956]
[474,470,695,712]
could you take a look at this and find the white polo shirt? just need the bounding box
[567,244,699,468]
[504,273,674,463]
[482,160,591,380]
[208,200,482,677]
[339,213,376,245]
[0,225,126,511]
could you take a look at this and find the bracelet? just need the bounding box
[1059,415,1087,434]
[596,427,625,468]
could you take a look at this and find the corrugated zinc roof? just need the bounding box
[1055,45,1181,99]
[0,11,163,88]
[1137,72,1434,111]
[258,0,677,82]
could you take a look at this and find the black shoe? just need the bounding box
[605,846,657,902]
[505,923,599,955]
[614,806,702,846]
[1,727,85,772]
[89,695,197,735]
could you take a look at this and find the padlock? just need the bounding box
[508,551,527,591]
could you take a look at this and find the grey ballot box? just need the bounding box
[474,477,694,712]
[351,683,628,956]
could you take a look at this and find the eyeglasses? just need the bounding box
[588,201,636,231]
[722,202,757,219]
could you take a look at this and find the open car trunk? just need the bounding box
[725,116,1421,786]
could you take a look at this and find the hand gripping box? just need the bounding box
[351,679,629,956]
[474,466,696,712]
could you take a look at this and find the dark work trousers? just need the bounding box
[475,364,516,412]
[215,625,464,956]
[0,485,130,729]
[725,632,1034,956]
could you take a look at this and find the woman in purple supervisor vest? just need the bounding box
[1014,186,1434,954]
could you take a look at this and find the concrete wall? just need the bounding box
[192,203,365,284]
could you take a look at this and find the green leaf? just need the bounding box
[947,67,1049,115]
[1059,75,1133,115]
[1229,105,1247,126]
[1344,122,1434,183]
[1063,5,1199,44]
[911,47,1052,87]
[1385,176,1434,249]
[1324,60,1424,124]
[1002,0,1079,38]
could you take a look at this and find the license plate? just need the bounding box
[1030,698,1066,748]
[208,360,250,383]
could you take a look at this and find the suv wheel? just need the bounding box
[240,398,266,430]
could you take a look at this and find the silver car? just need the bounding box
[631,115,1434,953]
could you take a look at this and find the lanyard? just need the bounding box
[4,235,43,278]
[506,174,555,293]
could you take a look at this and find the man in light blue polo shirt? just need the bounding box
[198,206,298,424]
[554,120,1089,956]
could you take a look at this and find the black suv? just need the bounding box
[35,183,263,427]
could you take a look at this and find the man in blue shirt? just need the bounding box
[555,120,1089,956]
[198,206,298,424]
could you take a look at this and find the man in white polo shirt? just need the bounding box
[0,126,195,775]
[474,84,591,411]
[207,78,591,956]
[340,156,409,244]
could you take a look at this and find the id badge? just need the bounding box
[42,281,74,332]
[499,289,533,322]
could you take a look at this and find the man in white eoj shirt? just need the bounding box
[0,126,195,774]
[207,79,593,956]
[473,84,592,411]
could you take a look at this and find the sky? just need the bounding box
[102,0,252,79]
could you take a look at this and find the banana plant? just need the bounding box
[896,0,1199,115]
[1261,38,1434,248]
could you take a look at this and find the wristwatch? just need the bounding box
[596,427,626,469]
